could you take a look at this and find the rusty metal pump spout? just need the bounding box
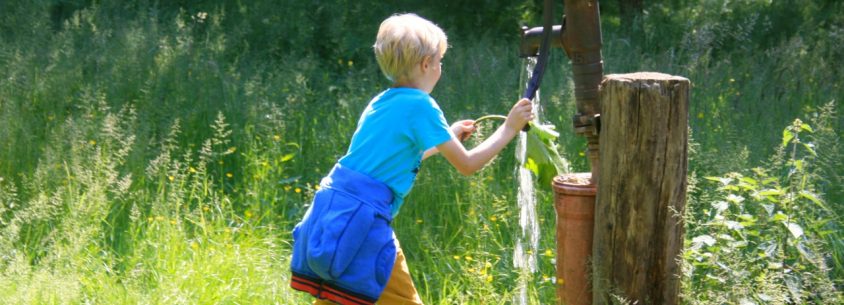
[519,25,563,58]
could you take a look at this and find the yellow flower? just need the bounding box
[168,176,175,182]
[226,172,233,178]
[89,140,96,145]
[203,206,209,212]
[490,215,497,222]
[416,219,423,224]
[295,187,302,193]
[545,249,554,257]
[347,60,354,67]
[273,135,281,141]
[245,211,253,218]
[284,186,292,192]
[189,167,197,173]
[486,275,493,283]
[190,241,199,250]
[147,217,153,222]
[226,147,237,154]
[468,268,476,273]
[453,255,460,260]
[464,255,473,261]
[170,220,177,225]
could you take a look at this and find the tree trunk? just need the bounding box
[592,72,689,305]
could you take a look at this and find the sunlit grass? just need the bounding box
[0,1,841,304]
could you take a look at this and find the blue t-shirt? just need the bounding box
[338,87,453,216]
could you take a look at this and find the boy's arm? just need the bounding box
[436,98,533,175]
[422,120,475,160]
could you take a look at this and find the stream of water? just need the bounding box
[513,57,541,305]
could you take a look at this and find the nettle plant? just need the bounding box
[685,118,842,304]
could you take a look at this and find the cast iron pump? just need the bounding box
[520,0,603,182]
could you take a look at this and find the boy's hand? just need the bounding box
[505,98,534,133]
[451,120,476,142]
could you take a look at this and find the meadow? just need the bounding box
[0,1,842,304]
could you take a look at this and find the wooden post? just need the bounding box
[592,72,689,305]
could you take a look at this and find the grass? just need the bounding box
[0,1,842,304]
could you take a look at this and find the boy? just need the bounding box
[290,13,533,305]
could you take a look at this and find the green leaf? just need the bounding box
[799,190,828,210]
[782,128,794,147]
[802,143,817,156]
[281,153,296,162]
[757,188,784,197]
[523,122,568,187]
[800,123,813,133]
[473,114,569,187]
[785,222,804,238]
[705,176,733,186]
[772,212,788,222]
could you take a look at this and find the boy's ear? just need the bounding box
[420,55,431,71]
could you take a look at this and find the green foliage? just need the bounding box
[0,0,841,304]
[683,113,843,304]
[473,115,570,187]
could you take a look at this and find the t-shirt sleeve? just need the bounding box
[410,98,453,151]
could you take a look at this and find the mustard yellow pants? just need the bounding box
[313,240,423,305]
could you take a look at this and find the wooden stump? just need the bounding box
[592,72,689,305]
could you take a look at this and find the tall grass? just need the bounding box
[0,0,841,304]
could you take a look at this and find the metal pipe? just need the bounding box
[561,0,603,184]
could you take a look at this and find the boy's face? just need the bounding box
[417,54,442,94]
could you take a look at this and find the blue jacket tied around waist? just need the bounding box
[290,164,396,305]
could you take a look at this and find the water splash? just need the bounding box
[513,57,541,305]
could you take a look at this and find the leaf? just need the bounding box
[785,222,804,239]
[472,115,569,187]
[757,188,784,197]
[691,234,716,249]
[711,201,728,214]
[800,122,813,133]
[802,143,817,156]
[782,128,794,147]
[799,190,827,210]
[705,176,733,186]
[523,123,568,187]
[280,153,296,162]
[772,212,788,222]
[725,220,744,231]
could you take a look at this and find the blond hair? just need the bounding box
[373,13,448,83]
